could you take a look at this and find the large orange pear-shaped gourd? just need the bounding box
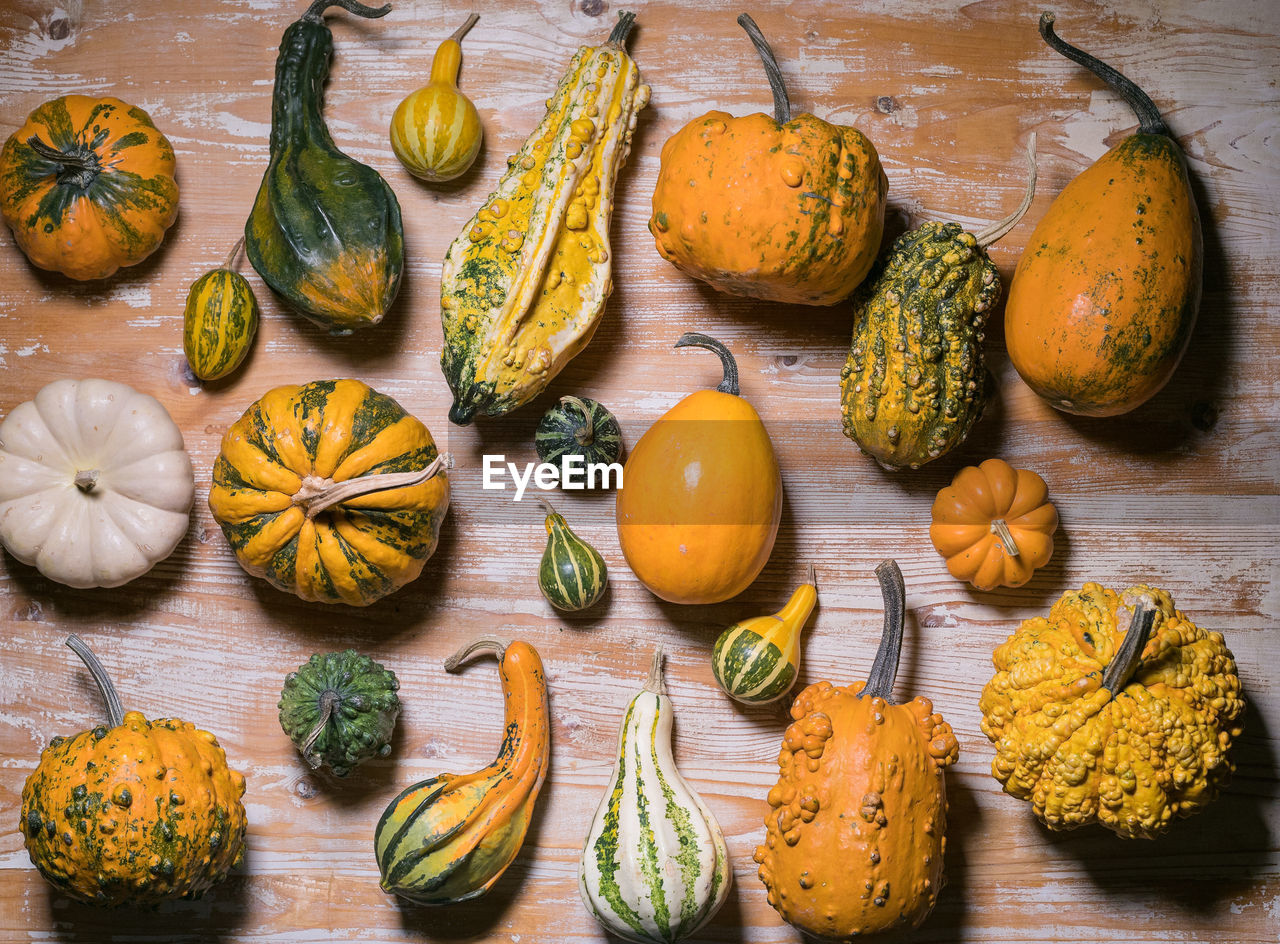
[616,333,781,605]
[649,15,886,306]
[1004,13,1201,416]
[755,561,959,941]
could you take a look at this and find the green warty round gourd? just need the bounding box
[535,395,623,470]
[279,650,400,775]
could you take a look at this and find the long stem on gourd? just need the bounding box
[642,646,665,695]
[290,452,450,519]
[675,332,740,396]
[66,635,125,728]
[607,10,637,47]
[990,518,1021,558]
[859,560,906,702]
[222,236,246,272]
[1039,12,1167,136]
[738,13,791,124]
[444,635,510,673]
[975,133,1038,248]
[299,689,340,766]
[449,12,478,43]
[302,0,391,24]
[560,396,596,446]
[1100,599,1157,697]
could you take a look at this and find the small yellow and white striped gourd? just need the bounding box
[579,648,731,943]
[440,11,649,425]
[389,14,482,182]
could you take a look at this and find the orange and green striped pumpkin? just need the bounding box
[0,94,179,281]
[183,238,259,382]
[208,379,450,606]
[390,15,483,182]
[537,499,607,612]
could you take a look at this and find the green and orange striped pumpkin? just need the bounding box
[183,238,259,381]
[537,499,607,612]
[389,14,483,182]
[207,379,450,606]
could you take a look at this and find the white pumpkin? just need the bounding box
[579,648,732,944]
[0,378,194,588]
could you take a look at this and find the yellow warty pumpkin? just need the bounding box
[980,583,1244,838]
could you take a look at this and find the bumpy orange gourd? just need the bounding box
[755,562,959,940]
[20,636,247,906]
[1004,14,1201,416]
[0,95,178,280]
[616,333,781,605]
[929,458,1058,590]
[649,15,886,305]
[980,583,1244,839]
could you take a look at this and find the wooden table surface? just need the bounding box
[1,0,1277,941]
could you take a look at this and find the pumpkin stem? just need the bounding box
[805,561,816,588]
[299,688,340,768]
[74,469,99,493]
[559,396,596,446]
[222,236,246,272]
[859,560,905,702]
[738,13,791,125]
[642,646,666,695]
[607,10,638,47]
[989,518,1021,558]
[66,635,125,729]
[302,0,391,25]
[25,136,102,190]
[448,12,479,44]
[444,636,510,672]
[1039,12,1168,137]
[1100,599,1157,698]
[290,452,450,519]
[675,332,740,396]
[974,133,1038,248]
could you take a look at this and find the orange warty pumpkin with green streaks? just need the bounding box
[375,637,549,904]
[21,636,247,907]
[649,15,886,306]
[1004,14,1202,416]
[208,379,450,606]
[0,94,178,281]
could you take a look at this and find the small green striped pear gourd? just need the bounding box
[579,648,732,943]
[712,564,817,705]
[183,238,259,381]
[538,499,607,611]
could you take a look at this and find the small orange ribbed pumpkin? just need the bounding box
[929,458,1058,591]
[649,15,886,306]
[616,333,781,605]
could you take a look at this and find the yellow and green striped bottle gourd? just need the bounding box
[579,648,731,943]
[712,564,817,705]
[389,14,482,182]
[439,11,649,425]
[183,238,259,381]
[538,499,607,612]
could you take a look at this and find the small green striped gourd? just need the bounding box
[579,648,731,943]
[390,14,482,182]
[535,396,623,468]
[712,564,817,705]
[183,238,260,381]
[538,499,607,611]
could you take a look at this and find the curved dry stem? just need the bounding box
[990,518,1021,558]
[290,452,449,519]
[66,635,125,728]
[444,635,510,673]
[1101,599,1157,697]
[303,0,392,24]
[975,133,1038,247]
[300,688,340,766]
[643,646,666,695]
[675,332,740,396]
[738,13,791,124]
[607,10,637,47]
[222,236,246,272]
[859,560,905,702]
[449,12,478,43]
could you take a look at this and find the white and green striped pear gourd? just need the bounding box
[579,648,731,943]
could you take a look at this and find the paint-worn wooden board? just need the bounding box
[1,0,1277,941]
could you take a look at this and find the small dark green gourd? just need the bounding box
[538,499,607,612]
[279,650,401,776]
[534,396,623,470]
[246,0,404,335]
[840,137,1037,469]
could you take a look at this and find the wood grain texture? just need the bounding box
[1,0,1277,941]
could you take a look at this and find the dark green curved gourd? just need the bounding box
[246,0,404,335]
[534,396,623,469]
[278,650,401,776]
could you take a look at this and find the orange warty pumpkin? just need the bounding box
[0,95,179,280]
[616,333,781,605]
[929,458,1059,591]
[648,15,886,306]
[755,562,959,940]
[1004,14,1201,416]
